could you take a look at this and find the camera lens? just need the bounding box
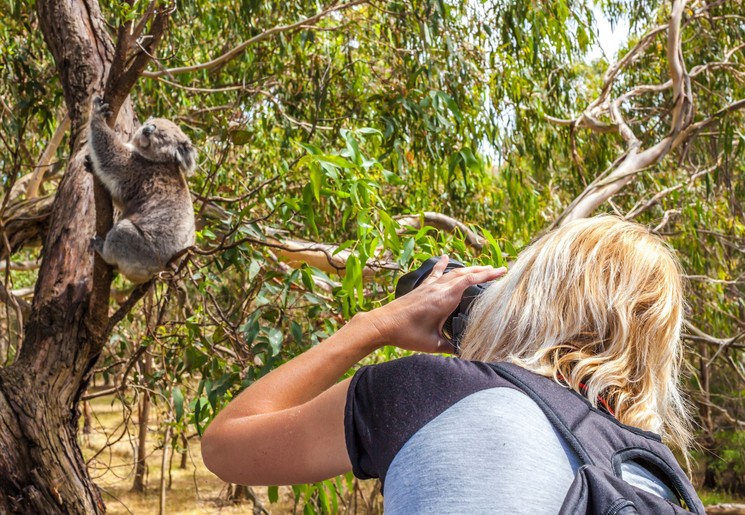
[394,257,490,352]
[394,257,465,299]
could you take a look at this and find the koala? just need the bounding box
[87,96,197,284]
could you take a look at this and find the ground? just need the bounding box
[81,394,383,514]
[82,395,296,514]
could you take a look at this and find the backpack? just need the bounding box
[487,362,705,515]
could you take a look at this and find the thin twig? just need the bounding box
[143,0,368,78]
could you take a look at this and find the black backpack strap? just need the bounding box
[488,362,706,515]
[487,362,594,466]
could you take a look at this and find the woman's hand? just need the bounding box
[360,256,506,354]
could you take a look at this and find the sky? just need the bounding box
[589,6,631,61]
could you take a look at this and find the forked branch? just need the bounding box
[552,0,693,227]
[104,1,172,119]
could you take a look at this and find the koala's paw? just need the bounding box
[84,154,94,174]
[91,236,105,255]
[92,95,112,119]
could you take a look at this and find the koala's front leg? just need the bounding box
[88,96,115,152]
[91,236,109,261]
[84,154,95,175]
[87,96,132,200]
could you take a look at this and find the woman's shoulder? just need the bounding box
[353,354,504,391]
[365,352,499,374]
[349,355,520,417]
[346,354,526,483]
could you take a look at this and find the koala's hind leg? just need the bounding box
[95,220,162,283]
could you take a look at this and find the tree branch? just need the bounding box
[625,154,724,219]
[683,321,745,350]
[0,282,30,320]
[104,280,154,339]
[0,195,53,261]
[395,212,485,249]
[105,3,171,120]
[26,113,70,199]
[143,0,368,78]
[553,0,692,227]
[80,343,149,402]
[193,209,485,277]
[678,98,745,138]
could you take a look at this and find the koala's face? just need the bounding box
[132,118,197,176]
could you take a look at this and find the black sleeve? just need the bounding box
[344,354,505,484]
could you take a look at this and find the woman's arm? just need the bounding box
[201,312,384,485]
[201,258,505,485]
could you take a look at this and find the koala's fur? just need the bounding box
[87,96,197,284]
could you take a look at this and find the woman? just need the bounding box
[201,216,696,513]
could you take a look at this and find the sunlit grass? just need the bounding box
[699,489,745,507]
[80,394,295,514]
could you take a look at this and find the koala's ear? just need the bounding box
[175,142,197,176]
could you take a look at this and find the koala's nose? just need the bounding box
[142,124,155,136]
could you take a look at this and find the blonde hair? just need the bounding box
[459,215,692,454]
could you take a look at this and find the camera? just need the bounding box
[394,257,491,352]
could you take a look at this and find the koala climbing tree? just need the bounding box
[87,96,197,283]
[0,1,173,513]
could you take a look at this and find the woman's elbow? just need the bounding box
[201,423,237,483]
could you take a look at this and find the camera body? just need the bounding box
[394,257,490,352]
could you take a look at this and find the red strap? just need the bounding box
[557,374,615,417]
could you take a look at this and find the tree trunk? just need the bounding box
[0,0,139,512]
[0,138,112,511]
[180,432,189,470]
[159,425,172,515]
[228,485,268,515]
[0,320,107,513]
[132,353,153,492]
[83,400,93,435]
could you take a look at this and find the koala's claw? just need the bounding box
[92,95,112,119]
[91,236,105,255]
[84,155,94,174]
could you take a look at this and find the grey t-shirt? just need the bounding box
[344,355,677,514]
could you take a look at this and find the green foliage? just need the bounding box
[709,430,745,492]
[698,488,745,506]
[291,476,355,515]
[693,429,745,496]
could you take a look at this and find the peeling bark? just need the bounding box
[0,0,158,512]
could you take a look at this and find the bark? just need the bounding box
[158,424,172,515]
[179,432,188,470]
[82,400,92,435]
[0,0,158,512]
[132,353,152,493]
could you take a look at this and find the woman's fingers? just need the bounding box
[453,265,507,285]
[416,261,507,315]
[421,255,449,285]
[422,256,506,289]
[431,264,507,291]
